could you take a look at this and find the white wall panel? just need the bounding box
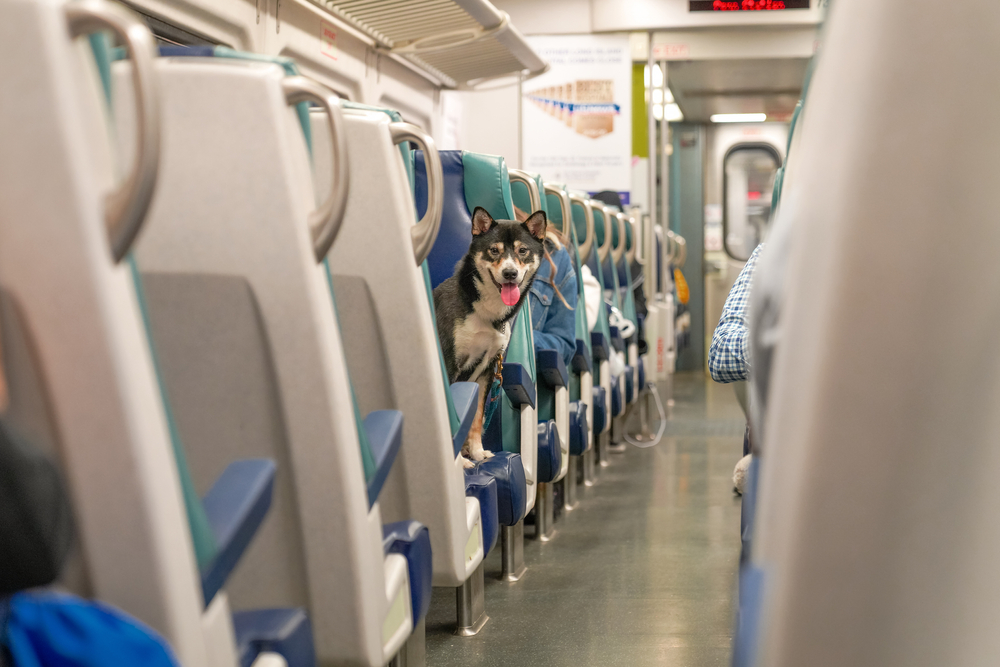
[454,84,520,168]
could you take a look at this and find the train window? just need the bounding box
[118,1,227,47]
[723,143,781,262]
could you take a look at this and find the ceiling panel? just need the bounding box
[668,57,809,122]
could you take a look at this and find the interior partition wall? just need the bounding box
[670,123,705,372]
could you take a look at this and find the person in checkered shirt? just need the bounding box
[709,243,764,495]
[709,244,764,384]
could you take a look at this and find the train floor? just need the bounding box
[424,371,747,667]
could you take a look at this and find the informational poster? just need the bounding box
[522,34,632,202]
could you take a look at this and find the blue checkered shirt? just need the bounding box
[709,244,763,383]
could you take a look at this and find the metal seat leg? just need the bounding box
[500,520,527,582]
[455,563,488,636]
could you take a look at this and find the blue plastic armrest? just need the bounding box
[450,382,479,457]
[591,332,610,361]
[609,325,625,352]
[382,521,433,623]
[536,349,569,388]
[201,459,277,606]
[536,421,562,483]
[501,362,536,408]
[233,608,315,667]
[572,339,592,374]
[364,410,404,507]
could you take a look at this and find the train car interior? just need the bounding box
[4,0,996,666]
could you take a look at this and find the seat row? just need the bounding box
[0,1,683,664]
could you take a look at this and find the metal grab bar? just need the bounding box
[67,0,159,263]
[674,234,687,268]
[568,192,595,263]
[390,123,443,265]
[282,76,349,262]
[508,169,541,214]
[665,230,687,268]
[610,210,626,264]
[589,200,613,263]
[625,214,638,266]
[543,184,570,235]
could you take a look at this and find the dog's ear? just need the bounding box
[523,210,547,241]
[471,207,495,236]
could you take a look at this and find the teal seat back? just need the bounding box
[547,184,591,403]
[582,205,612,345]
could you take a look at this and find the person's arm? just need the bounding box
[532,249,578,366]
[708,244,764,383]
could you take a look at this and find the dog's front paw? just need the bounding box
[460,455,476,469]
[470,448,494,462]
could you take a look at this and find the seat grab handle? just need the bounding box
[508,169,540,212]
[568,193,595,264]
[390,123,442,266]
[67,0,160,263]
[282,76,350,262]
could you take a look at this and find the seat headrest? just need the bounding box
[416,150,515,289]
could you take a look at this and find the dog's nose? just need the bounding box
[502,268,518,281]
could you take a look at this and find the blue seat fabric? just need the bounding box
[466,452,526,526]
[415,151,473,290]
[232,608,315,667]
[382,521,433,624]
[609,325,625,353]
[536,421,561,483]
[638,357,645,388]
[592,387,607,435]
[537,349,569,388]
[363,410,404,508]
[569,401,588,456]
[611,381,623,417]
[464,473,500,555]
[591,332,610,361]
[450,382,479,457]
[201,459,276,606]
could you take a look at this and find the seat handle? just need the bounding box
[611,211,626,264]
[589,200,613,263]
[390,123,442,266]
[508,169,540,212]
[66,0,159,263]
[568,193,595,263]
[282,76,350,262]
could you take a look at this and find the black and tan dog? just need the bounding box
[434,206,547,467]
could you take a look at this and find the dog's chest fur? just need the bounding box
[453,308,511,382]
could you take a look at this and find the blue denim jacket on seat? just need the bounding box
[529,242,578,367]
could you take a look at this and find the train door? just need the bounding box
[704,124,786,378]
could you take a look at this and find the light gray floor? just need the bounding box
[425,371,746,667]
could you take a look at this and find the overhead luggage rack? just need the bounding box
[315,0,548,88]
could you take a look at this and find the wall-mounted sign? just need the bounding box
[522,34,632,198]
[690,0,809,10]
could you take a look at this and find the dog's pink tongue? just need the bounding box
[501,283,520,306]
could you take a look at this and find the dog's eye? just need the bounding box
[517,247,529,257]
[489,247,500,258]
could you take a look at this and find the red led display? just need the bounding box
[690,0,810,10]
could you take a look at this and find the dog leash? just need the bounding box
[483,323,507,432]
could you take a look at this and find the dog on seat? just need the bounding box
[434,206,547,468]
